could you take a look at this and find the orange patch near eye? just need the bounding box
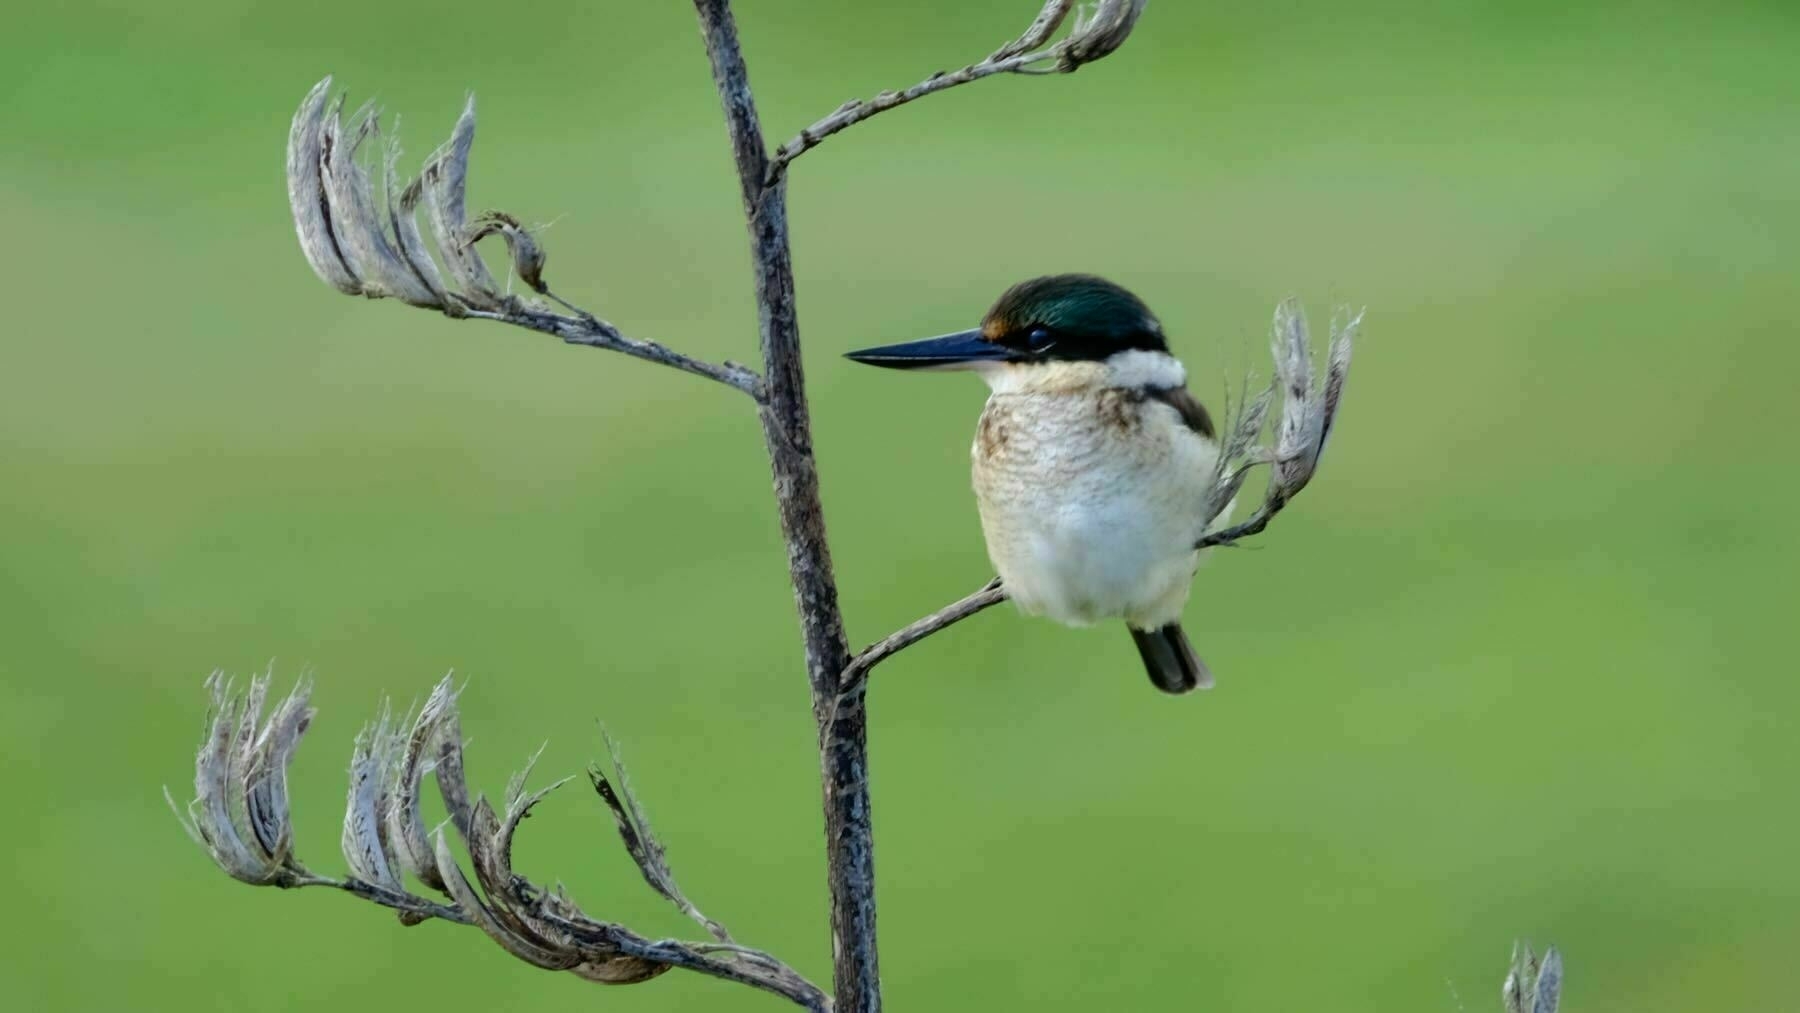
[980,318,1009,341]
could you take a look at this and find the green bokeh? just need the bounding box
[4,2,1796,1010]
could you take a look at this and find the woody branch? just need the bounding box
[284,80,761,397]
[186,4,1157,1013]
[768,1,1147,180]
[169,675,828,1008]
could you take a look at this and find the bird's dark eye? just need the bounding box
[1024,326,1056,353]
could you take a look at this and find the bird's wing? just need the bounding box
[1146,385,1216,439]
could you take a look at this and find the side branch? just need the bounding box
[170,674,829,1011]
[1194,301,1360,550]
[768,50,1046,181]
[768,1,1146,181]
[1194,497,1285,551]
[462,304,762,397]
[285,77,760,398]
[837,579,1010,703]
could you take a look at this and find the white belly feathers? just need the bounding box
[971,382,1221,630]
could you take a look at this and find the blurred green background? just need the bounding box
[3,1,1796,1010]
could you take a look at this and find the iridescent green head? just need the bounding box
[845,274,1168,369]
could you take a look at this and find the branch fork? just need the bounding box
[185,5,1371,1013]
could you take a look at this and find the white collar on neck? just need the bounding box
[976,349,1185,394]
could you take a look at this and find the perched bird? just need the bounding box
[846,274,1229,694]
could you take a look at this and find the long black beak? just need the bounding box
[843,328,1012,370]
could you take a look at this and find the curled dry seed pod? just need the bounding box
[383,130,452,308]
[420,95,504,309]
[1269,299,1326,499]
[422,711,675,984]
[244,680,315,869]
[1502,941,1564,1013]
[1195,298,1360,550]
[173,673,826,1006]
[1504,940,1535,1013]
[320,103,440,307]
[991,0,1074,60]
[1197,456,1249,539]
[1199,377,1274,532]
[287,79,360,295]
[538,886,675,987]
[1323,305,1357,445]
[1225,380,1276,469]
[285,80,526,314]
[1268,299,1358,499]
[1504,969,1527,1013]
[428,686,478,844]
[570,955,673,985]
[494,745,573,872]
[431,829,585,970]
[1060,0,1148,69]
[468,211,548,294]
[462,792,563,952]
[167,672,315,885]
[590,730,732,942]
[341,705,403,893]
[281,80,758,395]
[384,677,456,893]
[1531,947,1562,1013]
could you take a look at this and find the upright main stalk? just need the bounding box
[691,3,880,1010]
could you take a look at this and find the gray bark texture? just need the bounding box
[690,3,876,1009]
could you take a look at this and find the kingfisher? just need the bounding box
[846,274,1229,694]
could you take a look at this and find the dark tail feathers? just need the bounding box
[1129,623,1213,694]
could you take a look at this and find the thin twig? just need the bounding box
[459,304,764,398]
[766,0,1148,181]
[768,50,1053,182]
[285,77,764,400]
[1194,497,1284,550]
[314,872,830,1008]
[837,579,1010,704]
[317,874,473,925]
